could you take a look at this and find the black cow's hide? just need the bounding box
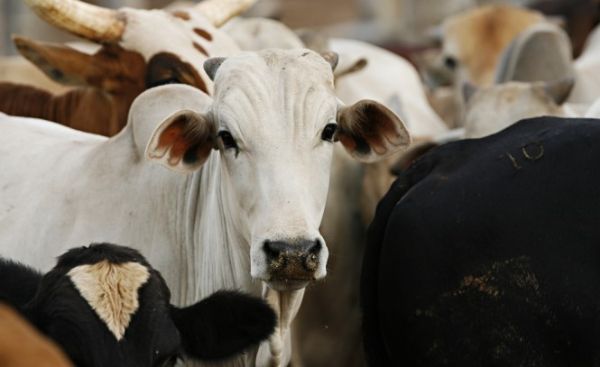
[362,117,600,366]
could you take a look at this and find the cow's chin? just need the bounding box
[265,279,310,292]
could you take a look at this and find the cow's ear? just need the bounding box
[146,110,216,173]
[337,99,411,163]
[170,291,276,361]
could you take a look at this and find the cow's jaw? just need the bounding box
[211,49,337,292]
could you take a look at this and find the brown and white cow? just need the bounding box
[0,0,247,136]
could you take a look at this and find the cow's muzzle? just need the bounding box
[263,238,322,290]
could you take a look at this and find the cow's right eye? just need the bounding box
[218,131,236,148]
[218,130,239,156]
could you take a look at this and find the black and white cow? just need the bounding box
[362,116,600,366]
[0,243,276,367]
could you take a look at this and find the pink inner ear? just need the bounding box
[155,114,215,167]
[157,118,186,150]
[157,116,192,166]
[168,139,190,166]
[338,134,357,152]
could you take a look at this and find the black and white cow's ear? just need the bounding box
[337,99,411,163]
[146,110,216,173]
[170,291,276,361]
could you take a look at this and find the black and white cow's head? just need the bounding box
[1,243,275,367]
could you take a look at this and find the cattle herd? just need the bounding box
[1,0,600,366]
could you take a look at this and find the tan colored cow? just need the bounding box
[436,4,545,87]
[0,304,73,367]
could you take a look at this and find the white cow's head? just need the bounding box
[145,49,411,290]
[463,79,573,138]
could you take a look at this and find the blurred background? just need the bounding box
[2,0,599,57]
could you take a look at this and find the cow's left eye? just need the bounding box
[321,123,337,142]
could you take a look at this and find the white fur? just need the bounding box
[569,24,600,106]
[464,82,566,138]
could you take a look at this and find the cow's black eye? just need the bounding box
[321,123,337,142]
[218,131,236,149]
[444,55,457,70]
[218,130,239,155]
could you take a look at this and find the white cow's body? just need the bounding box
[0,88,258,300]
[0,88,261,366]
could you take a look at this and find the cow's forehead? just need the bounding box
[211,50,337,134]
[220,49,334,78]
[67,260,150,341]
[213,49,335,102]
[118,8,240,92]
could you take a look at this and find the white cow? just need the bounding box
[0,49,409,367]
[569,24,600,106]
[463,79,573,138]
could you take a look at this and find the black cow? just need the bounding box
[0,243,276,367]
[362,117,600,367]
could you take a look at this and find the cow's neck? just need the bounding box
[183,153,304,367]
[181,152,258,304]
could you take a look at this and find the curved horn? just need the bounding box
[23,0,125,43]
[195,0,257,27]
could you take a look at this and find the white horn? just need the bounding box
[23,0,125,43]
[195,0,257,27]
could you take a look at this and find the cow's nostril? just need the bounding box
[263,240,278,259]
[308,239,322,255]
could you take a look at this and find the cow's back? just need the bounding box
[363,117,600,366]
[0,115,109,268]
